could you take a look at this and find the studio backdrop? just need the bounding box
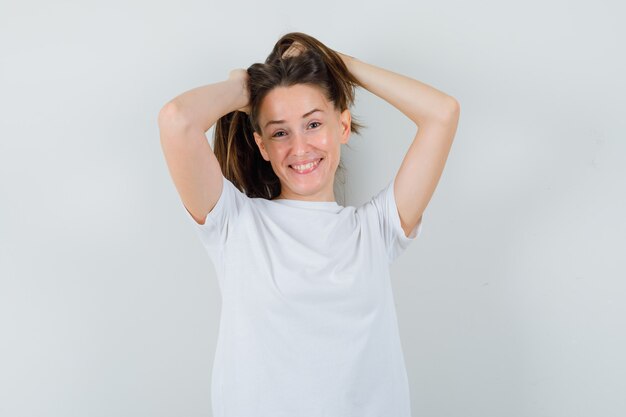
[1,1,624,416]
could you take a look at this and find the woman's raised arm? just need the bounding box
[157,70,249,225]
[337,52,460,237]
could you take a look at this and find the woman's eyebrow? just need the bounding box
[264,108,324,129]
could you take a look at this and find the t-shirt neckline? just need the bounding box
[269,198,342,212]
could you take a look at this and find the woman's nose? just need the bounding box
[291,131,310,155]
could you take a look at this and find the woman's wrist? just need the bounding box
[220,76,248,115]
[336,51,356,71]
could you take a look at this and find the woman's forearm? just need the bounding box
[337,52,457,126]
[160,77,248,133]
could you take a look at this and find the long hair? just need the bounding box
[213,32,364,200]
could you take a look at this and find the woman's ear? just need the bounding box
[339,109,351,144]
[253,131,271,161]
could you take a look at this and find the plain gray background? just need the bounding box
[1,0,624,416]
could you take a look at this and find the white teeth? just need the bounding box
[291,159,320,171]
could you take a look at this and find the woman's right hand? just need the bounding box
[228,68,251,114]
[282,41,306,58]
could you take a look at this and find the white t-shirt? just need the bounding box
[182,175,424,417]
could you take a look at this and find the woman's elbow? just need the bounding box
[158,101,189,130]
[441,96,460,123]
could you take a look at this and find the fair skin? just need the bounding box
[336,52,460,237]
[252,84,351,202]
[158,46,459,237]
[253,49,460,235]
[158,73,248,226]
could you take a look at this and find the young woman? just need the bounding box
[158,32,459,417]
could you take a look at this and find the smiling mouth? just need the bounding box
[289,158,323,174]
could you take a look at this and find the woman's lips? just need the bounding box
[289,158,323,174]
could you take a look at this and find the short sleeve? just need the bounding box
[371,177,424,262]
[181,175,247,253]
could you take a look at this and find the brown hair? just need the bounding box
[212,32,364,200]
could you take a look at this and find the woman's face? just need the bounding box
[253,83,351,201]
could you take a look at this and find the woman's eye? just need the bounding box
[272,123,319,138]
